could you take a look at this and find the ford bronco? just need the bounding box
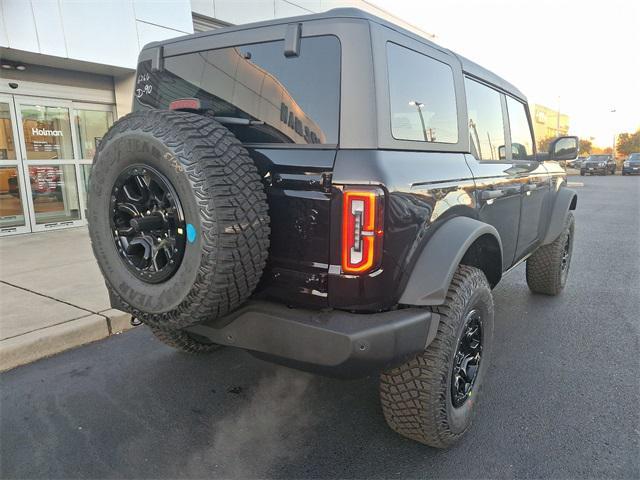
[88,9,579,447]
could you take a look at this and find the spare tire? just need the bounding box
[88,110,270,330]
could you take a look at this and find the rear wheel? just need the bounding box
[380,265,494,448]
[526,212,574,295]
[88,110,270,331]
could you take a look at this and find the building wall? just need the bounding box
[191,0,434,38]
[0,0,194,69]
[1,0,434,118]
[531,103,570,146]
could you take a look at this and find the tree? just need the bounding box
[537,137,553,152]
[616,130,640,156]
[579,139,592,155]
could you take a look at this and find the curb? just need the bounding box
[101,308,135,334]
[0,310,137,372]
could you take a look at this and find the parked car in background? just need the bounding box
[568,156,586,169]
[622,153,640,175]
[580,154,616,175]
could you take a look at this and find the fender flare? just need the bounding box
[399,217,503,306]
[542,187,577,244]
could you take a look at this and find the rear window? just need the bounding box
[134,36,341,145]
[386,42,458,144]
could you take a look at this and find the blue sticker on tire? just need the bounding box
[186,223,196,243]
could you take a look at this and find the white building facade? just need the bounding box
[0,0,431,236]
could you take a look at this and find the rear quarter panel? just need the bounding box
[329,149,477,310]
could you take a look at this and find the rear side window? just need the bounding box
[465,78,505,161]
[387,43,458,144]
[506,96,534,159]
[134,36,340,145]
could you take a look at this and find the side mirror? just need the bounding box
[549,136,579,161]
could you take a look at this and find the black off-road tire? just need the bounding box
[526,212,574,296]
[149,326,222,354]
[88,110,270,330]
[380,265,494,448]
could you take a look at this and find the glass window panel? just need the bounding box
[387,42,458,144]
[81,164,92,195]
[20,105,73,160]
[506,97,534,160]
[465,78,506,161]
[30,164,80,224]
[75,110,113,159]
[0,103,17,160]
[0,166,26,228]
[135,36,341,144]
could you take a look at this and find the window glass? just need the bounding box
[465,78,505,160]
[387,43,458,143]
[30,165,81,224]
[134,36,341,144]
[0,166,26,228]
[506,96,534,159]
[20,105,73,160]
[75,110,113,159]
[0,103,17,160]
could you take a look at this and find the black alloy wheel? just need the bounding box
[110,164,186,284]
[451,308,483,408]
[560,229,572,282]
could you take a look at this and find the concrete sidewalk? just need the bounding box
[0,227,135,371]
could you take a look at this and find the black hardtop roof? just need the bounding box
[144,7,527,102]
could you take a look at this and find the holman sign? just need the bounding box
[32,127,63,137]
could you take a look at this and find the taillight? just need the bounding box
[341,187,384,274]
[169,98,201,111]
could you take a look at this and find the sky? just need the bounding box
[368,0,640,147]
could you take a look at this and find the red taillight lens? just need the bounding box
[341,188,384,274]
[169,98,201,111]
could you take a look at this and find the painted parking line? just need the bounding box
[567,182,584,187]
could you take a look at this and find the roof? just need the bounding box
[145,7,527,102]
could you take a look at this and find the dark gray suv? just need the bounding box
[622,153,640,175]
[88,8,579,447]
[581,154,616,175]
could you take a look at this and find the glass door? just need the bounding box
[72,103,114,214]
[3,95,115,235]
[0,94,31,235]
[14,96,84,232]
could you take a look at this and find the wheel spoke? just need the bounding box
[117,202,142,218]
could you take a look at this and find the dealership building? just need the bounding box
[0,0,431,236]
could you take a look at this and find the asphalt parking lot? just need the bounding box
[1,175,638,479]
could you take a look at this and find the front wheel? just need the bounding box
[526,212,575,295]
[380,265,494,448]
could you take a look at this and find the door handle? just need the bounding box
[480,189,505,200]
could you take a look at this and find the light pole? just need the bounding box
[556,96,561,137]
[409,100,428,141]
[610,108,617,160]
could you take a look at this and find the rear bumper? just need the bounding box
[186,301,438,378]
